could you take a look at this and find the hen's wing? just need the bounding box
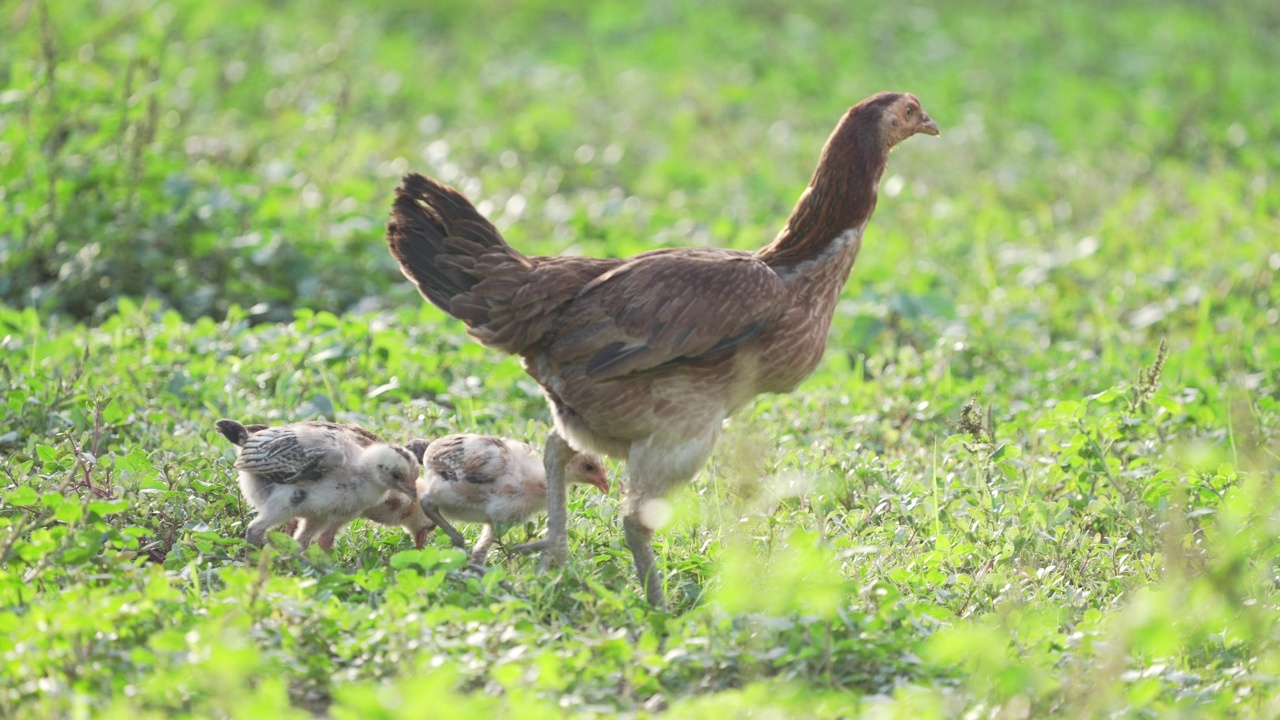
[236,425,348,484]
[544,248,787,378]
[424,435,513,485]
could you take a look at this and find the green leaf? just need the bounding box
[390,548,440,570]
[55,502,84,524]
[118,447,153,474]
[61,546,96,565]
[6,486,39,507]
[138,476,168,492]
[87,499,128,517]
[1087,387,1123,404]
[992,444,1022,462]
[102,398,126,424]
[266,531,301,553]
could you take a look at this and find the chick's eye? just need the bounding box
[906,106,914,118]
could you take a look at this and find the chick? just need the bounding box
[217,421,433,548]
[391,433,609,565]
[215,419,419,550]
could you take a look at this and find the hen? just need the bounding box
[386,92,939,606]
[215,419,420,550]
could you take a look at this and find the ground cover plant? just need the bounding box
[2,0,1278,716]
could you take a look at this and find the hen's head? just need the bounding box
[566,453,610,494]
[841,92,939,151]
[877,92,939,147]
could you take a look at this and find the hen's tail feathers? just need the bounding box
[387,173,533,329]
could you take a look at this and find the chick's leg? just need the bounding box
[293,517,324,549]
[315,524,341,552]
[511,432,570,567]
[244,516,275,547]
[419,497,467,548]
[469,524,497,566]
[244,491,300,546]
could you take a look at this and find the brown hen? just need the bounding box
[387,92,939,607]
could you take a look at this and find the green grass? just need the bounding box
[2,0,1279,716]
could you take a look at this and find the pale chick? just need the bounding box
[363,433,609,565]
[353,438,439,549]
[215,419,420,551]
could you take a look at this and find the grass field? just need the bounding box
[2,0,1279,716]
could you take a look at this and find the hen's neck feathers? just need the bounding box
[757,98,892,269]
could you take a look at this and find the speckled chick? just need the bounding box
[422,433,609,565]
[364,433,608,564]
[215,419,419,550]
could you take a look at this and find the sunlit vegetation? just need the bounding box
[2,0,1278,716]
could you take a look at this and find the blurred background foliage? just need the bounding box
[2,0,1279,717]
[1,0,1276,322]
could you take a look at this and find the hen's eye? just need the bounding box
[906,106,914,118]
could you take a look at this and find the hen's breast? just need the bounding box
[751,314,837,393]
[529,352,743,459]
[755,224,865,391]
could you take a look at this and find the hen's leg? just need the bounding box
[624,424,720,609]
[623,511,663,608]
[540,432,570,568]
[511,432,570,566]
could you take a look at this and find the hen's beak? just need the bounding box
[919,113,940,136]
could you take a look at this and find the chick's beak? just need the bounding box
[402,465,420,494]
[590,473,610,495]
[919,112,940,136]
